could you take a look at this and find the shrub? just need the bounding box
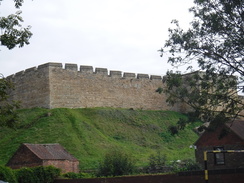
[97,150,136,177]
[63,172,91,179]
[16,167,36,183]
[168,125,178,135]
[170,159,202,172]
[16,166,61,183]
[177,118,188,130]
[41,166,61,183]
[33,166,61,183]
[145,151,167,173]
[0,165,17,183]
[168,118,189,136]
[32,166,45,183]
[183,159,202,171]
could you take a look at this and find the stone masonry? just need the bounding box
[6,62,178,111]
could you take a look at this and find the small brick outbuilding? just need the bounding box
[6,143,79,173]
[194,120,244,170]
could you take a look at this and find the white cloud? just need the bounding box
[0,0,195,77]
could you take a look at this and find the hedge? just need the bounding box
[0,166,61,183]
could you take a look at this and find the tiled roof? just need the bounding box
[225,120,244,140]
[23,143,78,161]
[194,120,244,146]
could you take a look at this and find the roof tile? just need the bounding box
[23,143,77,161]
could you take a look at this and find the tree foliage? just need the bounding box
[0,165,17,183]
[159,0,244,125]
[0,0,32,49]
[15,166,61,183]
[0,74,20,128]
[0,0,31,128]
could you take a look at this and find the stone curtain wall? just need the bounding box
[6,62,243,113]
[7,62,175,111]
[49,63,170,110]
[7,63,51,108]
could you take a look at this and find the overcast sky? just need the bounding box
[0,0,195,77]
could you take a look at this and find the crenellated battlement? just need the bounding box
[8,62,163,81]
[6,62,175,110]
[5,62,243,115]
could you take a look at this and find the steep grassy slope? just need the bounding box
[0,108,201,170]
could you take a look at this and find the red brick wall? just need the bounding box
[195,126,244,147]
[43,160,79,173]
[6,144,79,173]
[194,126,244,170]
[195,145,244,170]
[6,145,42,169]
[54,172,244,183]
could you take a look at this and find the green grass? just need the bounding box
[0,107,201,170]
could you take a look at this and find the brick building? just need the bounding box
[194,120,244,170]
[6,143,79,173]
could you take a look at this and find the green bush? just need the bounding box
[177,118,188,130]
[63,172,91,179]
[32,166,45,183]
[168,125,178,135]
[97,150,136,177]
[168,118,189,136]
[0,165,17,183]
[16,167,36,183]
[33,166,61,183]
[145,152,167,173]
[40,166,61,183]
[183,159,202,171]
[16,166,61,183]
[169,159,202,172]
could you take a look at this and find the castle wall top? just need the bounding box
[7,62,163,81]
[6,62,243,114]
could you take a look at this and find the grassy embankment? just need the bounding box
[0,107,201,170]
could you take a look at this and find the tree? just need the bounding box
[0,0,31,127]
[0,74,20,128]
[159,0,243,126]
[0,0,32,49]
